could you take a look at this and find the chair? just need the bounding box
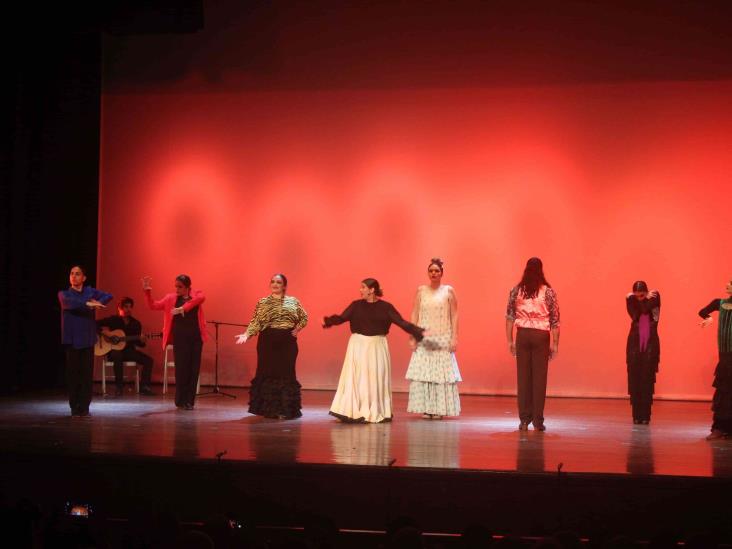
[163,345,201,395]
[100,356,140,395]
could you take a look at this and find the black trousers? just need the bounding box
[174,336,203,407]
[65,346,94,414]
[107,348,153,388]
[516,327,550,424]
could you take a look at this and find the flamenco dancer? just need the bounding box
[625,281,661,424]
[505,257,560,432]
[143,274,207,410]
[405,257,462,419]
[323,278,425,423]
[699,278,732,440]
[235,273,308,419]
[58,265,113,417]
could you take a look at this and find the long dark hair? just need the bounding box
[362,278,384,297]
[632,280,648,293]
[518,257,550,299]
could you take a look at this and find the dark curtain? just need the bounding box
[0,29,102,393]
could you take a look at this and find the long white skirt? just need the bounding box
[329,334,392,423]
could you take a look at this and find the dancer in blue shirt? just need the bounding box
[58,265,113,416]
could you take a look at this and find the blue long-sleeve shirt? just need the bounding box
[58,286,113,349]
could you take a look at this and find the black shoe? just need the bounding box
[533,421,546,431]
[78,410,91,417]
[183,403,194,411]
[518,421,530,431]
[139,386,155,396]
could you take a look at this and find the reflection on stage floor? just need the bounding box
[1,389,730,478]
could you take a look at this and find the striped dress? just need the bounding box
[699,298,732,433]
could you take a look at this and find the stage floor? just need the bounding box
[1,388,730,478]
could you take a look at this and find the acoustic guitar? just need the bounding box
[95,329,163,356]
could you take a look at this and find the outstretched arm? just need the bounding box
[236,301,263,343]
[699,299,721,319]
[699,299,721,328]
[323,301,356,328]
[387,304,425,341]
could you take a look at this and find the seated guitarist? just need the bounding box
[97,297,154,396]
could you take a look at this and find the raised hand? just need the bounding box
[142,276,152,291]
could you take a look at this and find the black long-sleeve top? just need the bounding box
[97,315,146,350]
[626,293,661,322]
[625,293,661,363]
[324,299,425,341]
[699,299,724,319]
[699,298,732,354]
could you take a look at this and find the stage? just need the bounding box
[2,388,732,538]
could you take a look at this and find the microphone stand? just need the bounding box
[198,320,247,399]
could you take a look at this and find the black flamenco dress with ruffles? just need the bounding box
[699,298,732,433]
[246,295,308,419]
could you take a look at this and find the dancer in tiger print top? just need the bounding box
[236,274,308,419]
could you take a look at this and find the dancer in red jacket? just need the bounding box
[143,274,208,410]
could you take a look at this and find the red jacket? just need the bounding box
[144,289,209,349]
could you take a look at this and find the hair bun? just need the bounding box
[430,257,443,265]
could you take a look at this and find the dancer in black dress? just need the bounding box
[699,278,732,440]
[625,281,661,424]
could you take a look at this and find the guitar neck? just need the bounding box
[125,333,160,341]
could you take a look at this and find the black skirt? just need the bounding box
[712,352,732,423]
[249,328,302,419]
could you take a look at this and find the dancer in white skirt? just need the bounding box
[323,278,426,423]
[406,258,462,419]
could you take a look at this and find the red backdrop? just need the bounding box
[98,4,731,400]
